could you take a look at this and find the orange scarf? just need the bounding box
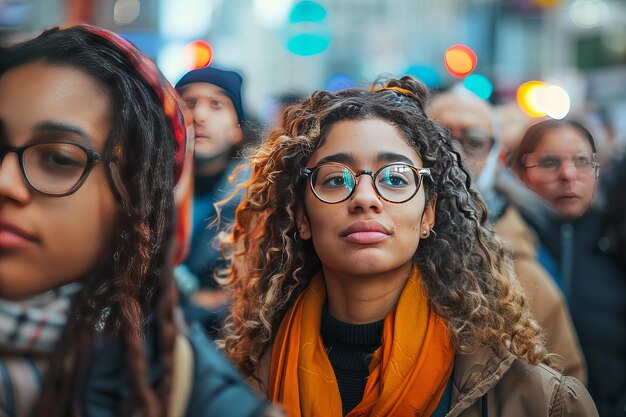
[269,265,455,417]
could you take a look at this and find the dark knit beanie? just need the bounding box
[175,66,245,122]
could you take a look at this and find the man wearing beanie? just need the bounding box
[174,66,247,338]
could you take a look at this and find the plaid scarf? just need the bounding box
[0,285,79,417]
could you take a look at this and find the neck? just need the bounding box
[195,156,230,177]
[322,262,412,324]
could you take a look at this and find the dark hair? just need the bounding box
[220,76,549,376]
[1,26,179,417]
[509,119,597,175]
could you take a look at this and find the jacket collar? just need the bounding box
[446,346,516,417]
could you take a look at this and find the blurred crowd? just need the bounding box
[0,21,625,417]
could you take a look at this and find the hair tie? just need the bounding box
[371,86,413,96]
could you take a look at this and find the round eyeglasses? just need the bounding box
[1,142,103,197]
[300,162,431,204]
[522,154,599,179]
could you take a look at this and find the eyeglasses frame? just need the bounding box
[300,161,431,204]
[521,154,600,179]
[0,141,103,197]
[451,128,496,159]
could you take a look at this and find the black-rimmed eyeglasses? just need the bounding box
[300,162,431,204]
[0,142,103,197]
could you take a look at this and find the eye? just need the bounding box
[538,157,561,169]
[184,99,197,109]
[38,148,84,168]
[573,156,591,168]
[321,170,354,188]
[465,135,488,150]
[378,166,412,188]
[211,100,224,109]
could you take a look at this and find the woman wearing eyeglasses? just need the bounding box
[510,119,626,417]
[219,76,597,417]
[0,26,273,417]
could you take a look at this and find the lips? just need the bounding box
[0,222,38,249]
[194,127,210,140]
[341,221,392,244]
[556,192,580,201]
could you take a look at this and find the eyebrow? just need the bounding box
[315,151,416,166]
[34,121,96,145]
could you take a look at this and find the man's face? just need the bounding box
[427,95,494,179]
[180,82,242,162]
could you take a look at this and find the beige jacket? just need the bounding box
[250,346,598,417]
[494,206,587,383]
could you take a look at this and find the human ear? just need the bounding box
[231,124,243,145]
[420,195,436,238]
[295,205,312,240]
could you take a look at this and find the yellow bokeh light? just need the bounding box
[517,81,548,117]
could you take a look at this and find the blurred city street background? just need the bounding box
[1,0,625,149]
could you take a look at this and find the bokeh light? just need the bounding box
[325,73,356,91]
[517,81,548,117]
[185,40,213,69]
[289,0,327,23]
[569,0,609,29]
[114,0,140,26]
[444,44,477,78]
[541,85,571,119]
[405,65,441,88]
[285,1,331,56]
[253,0,292,29]
[463,74,493,100]
[517,81,571,119]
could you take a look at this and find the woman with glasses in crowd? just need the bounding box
[510,119,626,417]
[0,25,272,417]
[219,76,597,416]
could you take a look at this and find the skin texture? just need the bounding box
[180,82,242,175]
[296,118,435,324]
[0,63,117,300]
[426,90,494,178]
[519,126,597,220]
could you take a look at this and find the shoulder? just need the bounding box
[494,206,537,256]
[451,348,597,417]
[184,323,267,417]
[497,359,598,417]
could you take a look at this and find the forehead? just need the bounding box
[307,118,422,166]
[428,94,493,134]
[533,126,593,155]
[180,82,232,101]
[0,62,112,145]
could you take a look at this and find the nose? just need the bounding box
[192,102,211,125]
[0,152,31,204]
[348,173,383,213]
[558,160,578,181]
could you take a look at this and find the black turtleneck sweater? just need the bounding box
[320,303,385,416]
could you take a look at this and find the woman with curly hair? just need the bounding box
[0,25,270,417]
[220,76,597,416]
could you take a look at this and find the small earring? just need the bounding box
[421,229,429,238]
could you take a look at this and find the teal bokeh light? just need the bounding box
[286,33,331,56]
[289,0,327,23]
[405,65,441,88]
[285,1,330,56]
[463,74,493,100]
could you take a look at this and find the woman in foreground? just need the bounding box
[220,76,598,416]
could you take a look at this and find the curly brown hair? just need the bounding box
[220,76,551,377]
